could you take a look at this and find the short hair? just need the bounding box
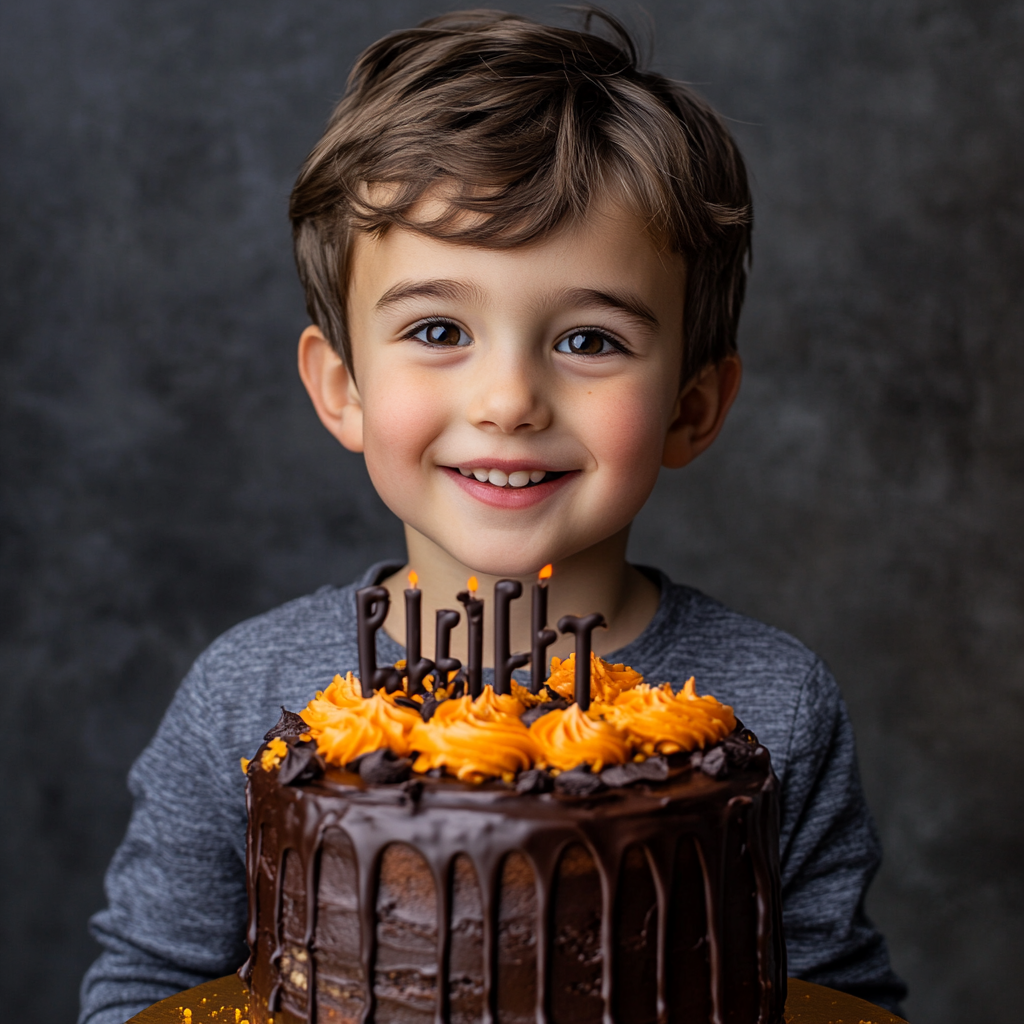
[290,8,752,383]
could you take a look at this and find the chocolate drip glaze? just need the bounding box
[241,734,786,1024]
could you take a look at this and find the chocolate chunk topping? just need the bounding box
[600,755,670,788]
[722,729,759,768]
[264,707,308,741]
[277,743,325,786]
[357,748,413,784]
[419,695,440,721]
[393,695,420,711]
[520,699,569,727]
[699,745,729,778]
[515,768,554,794]
[554,766,607,797]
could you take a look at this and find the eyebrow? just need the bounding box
[374,279,480,311]
[557,287,661,331]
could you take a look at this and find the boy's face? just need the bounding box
[321,200,701,577]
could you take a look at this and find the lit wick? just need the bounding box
[494,580,530,695]
[355,585,390,698]
[457,577,484,698]
[404,570,435,696]
[434,608,462,691]
[530,563,557,694]
[557,612,606,711]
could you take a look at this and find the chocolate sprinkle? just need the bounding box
[515,768,554,795]
[357,748,413,784]
[264,707,308,742]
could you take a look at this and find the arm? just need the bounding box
[79,660,249,1024]
[778,659,907,1012]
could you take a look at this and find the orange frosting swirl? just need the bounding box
[601,677,736,755]
[409,686,538,783]
[300,691,421,766]
[545,652,644,703]
[529,704,631,772]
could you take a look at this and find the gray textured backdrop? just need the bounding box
[2,1,1022,1022]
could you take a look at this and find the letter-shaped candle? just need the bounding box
[355,586,390,698]
[457,578,484,698]
[556,612,607,711]
[404,570,435,695]
[434,608,462,690]
[530,563,557,693]
[494,579,530,695]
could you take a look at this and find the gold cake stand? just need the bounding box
[127,974,908,1024]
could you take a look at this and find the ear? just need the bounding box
[662,354,742,469]
[297,325,364,453]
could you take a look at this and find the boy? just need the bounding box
[80,11,906,1023]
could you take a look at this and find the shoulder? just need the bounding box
[617,574,844,781]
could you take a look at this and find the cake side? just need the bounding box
[242,740,785,1024]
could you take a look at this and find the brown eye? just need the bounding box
[555,330,614,355]
[412,321,469,347]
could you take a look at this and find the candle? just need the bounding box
[494,579,530,695]
[556,612,606,711]
[434,608,462,692]
[530,563,557,693]
[457,577,484,698]
[355,585,391,698]
[404,570,422,668]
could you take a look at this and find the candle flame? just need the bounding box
[407,570,419,588]
[538,563,553,581]
[467,576,478,593]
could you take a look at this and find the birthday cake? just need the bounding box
[239,579,786,1024]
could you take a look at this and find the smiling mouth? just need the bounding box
[453,467,570,489]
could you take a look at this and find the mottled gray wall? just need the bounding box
[1,1,1021,1022]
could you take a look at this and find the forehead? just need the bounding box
[347,197,686,327]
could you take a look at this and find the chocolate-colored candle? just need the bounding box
[355,585,390,698]
[557,612,606,711]
[530,564,557,693]
[434,608,462,690]
[494,579,530,695]
[404,571,422,669]
[457,578,484,698]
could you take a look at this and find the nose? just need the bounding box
[464,347,552,435]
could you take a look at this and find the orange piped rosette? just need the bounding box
[529,704,631,773]
[300,689,421,766]
[409,685,539,783]
[546,652,644,703]
[601,677,736,756]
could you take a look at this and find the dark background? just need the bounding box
[2,1,1022,1021]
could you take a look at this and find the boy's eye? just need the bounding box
[410,320,470,347]
[555,330,620,356]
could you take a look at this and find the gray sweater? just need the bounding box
[79,563,906,1023]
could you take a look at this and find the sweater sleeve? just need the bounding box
[78,660,249,1024]
[777,659,907,1012]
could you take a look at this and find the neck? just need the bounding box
[379,525,660,668]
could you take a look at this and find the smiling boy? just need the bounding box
[80,11,905,1024]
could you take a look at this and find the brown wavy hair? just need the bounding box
[290,8,752,383]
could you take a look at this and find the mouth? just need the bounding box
[441,464,578,509]
[454,466,570,489]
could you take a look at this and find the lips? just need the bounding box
[442,466,577,509]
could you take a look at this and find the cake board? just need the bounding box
[126,974,908,1024]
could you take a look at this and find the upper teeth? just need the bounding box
[459,468,548,487]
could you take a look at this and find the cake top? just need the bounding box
[244,652,747,793]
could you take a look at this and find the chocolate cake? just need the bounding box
[239,661,786,1024]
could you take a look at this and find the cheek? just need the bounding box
[582,383,671,483]
[360,373,447,486]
